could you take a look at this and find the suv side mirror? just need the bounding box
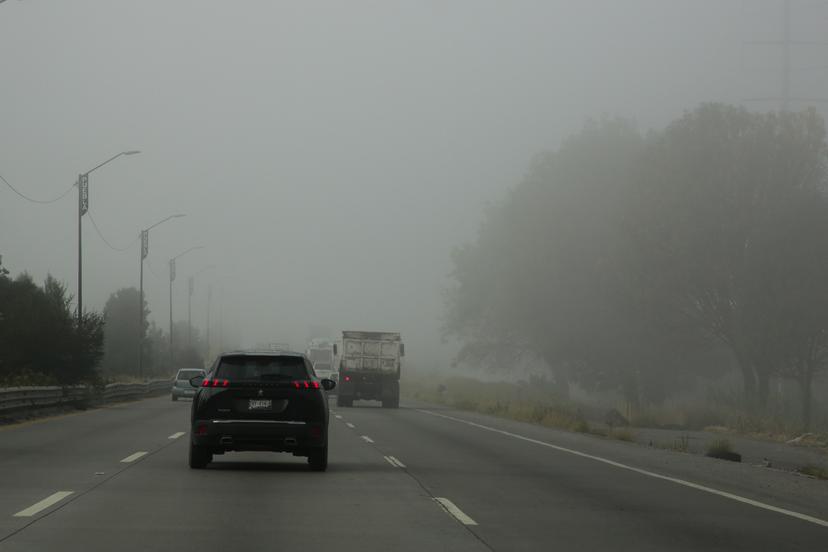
[400,343,405,357]
[321,378,336,391]
[189,375,205,388]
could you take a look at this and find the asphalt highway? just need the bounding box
[1,395,826,551]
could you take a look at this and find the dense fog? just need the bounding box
[2,0,826,376]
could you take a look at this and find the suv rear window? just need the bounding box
[216,355,309,381]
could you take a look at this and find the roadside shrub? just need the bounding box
[706,439,742,462]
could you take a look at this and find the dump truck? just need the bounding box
[334,331,404,408]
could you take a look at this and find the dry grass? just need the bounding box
[799,465,828,480]
[403,374,586,432]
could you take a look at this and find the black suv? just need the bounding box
[188,351,336,470]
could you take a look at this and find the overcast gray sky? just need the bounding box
[2,1,826,366]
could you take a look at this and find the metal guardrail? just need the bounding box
[0,379,173,417]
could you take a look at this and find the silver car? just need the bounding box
[171,368,205,401]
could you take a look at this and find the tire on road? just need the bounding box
[336,395,353,408]
[171,395,178,402]
[189,443,212,469]
[382,396,399,409]
[308,445,328,471]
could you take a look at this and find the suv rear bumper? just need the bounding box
[191,419,325,453]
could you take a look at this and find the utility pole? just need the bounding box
[188,276,194,349]
[742,0,828,110]
[168,246,204,368]
[74,151,141,322]
[139,229,148,378]
[77,173,87,322]
[206,284,212,359]
[782,0,791,111]
[138,214,184,377]
[169,258,175,367]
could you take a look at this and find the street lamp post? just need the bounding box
[187,265,216,349]
[169,246,204,367]
[76,150,140,322]
[138,214,185,379]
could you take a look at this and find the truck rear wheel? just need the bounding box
[337,395,353,408]
[382,395,399,409]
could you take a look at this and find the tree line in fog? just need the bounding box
[0,273,208,386]
[445,104,828,430]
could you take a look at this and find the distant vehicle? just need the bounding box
[171,368,205,401]
[188,351,336,470]
[312,365,334,380]
[255,342,292,352]
[335,331,404,408]
[306,339,335,379]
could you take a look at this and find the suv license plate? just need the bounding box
[248,399,272,410]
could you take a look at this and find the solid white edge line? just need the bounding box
[418,409,828,529]
[345,422,355,429]
[361,435,375,443]
[434,497,478,526]
[13,491,74,517]
[168,432,186,439]
[120,451,148,463]
[389,455,406,468]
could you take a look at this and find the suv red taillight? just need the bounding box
[202,378,230,387]
[291,380,321,390]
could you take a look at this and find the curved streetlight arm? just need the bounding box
[145,213,185,233]
[84,150,141,176]
[172,245,204,262]
[192,264,217,277]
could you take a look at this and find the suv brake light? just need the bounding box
[202,378,230,387]
[291,380,321,390]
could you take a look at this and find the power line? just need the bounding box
[87,211,139,252]
[0,173,76,204]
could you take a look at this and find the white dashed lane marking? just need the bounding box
[334,415,342,420]
[168,432,185,439]
[434,498,478,526]
[361,435,375,443]
[120,451,148,463]
[13,492,74,518]
[345,422,355,429]
[384,455,406,468]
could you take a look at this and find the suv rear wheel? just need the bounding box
[189,443,212,469]
[308,445,328,471]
